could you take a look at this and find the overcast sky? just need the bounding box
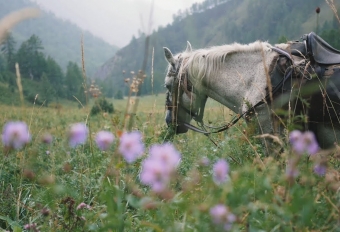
[30,0,204,47]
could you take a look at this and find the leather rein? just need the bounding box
[168,46,296,135]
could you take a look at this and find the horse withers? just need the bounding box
[163,32,340,150]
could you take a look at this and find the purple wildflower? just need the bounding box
[314,163,326,176]
[213,159,229,185]
[149,143,181,170]
[289,130,319,155]
[289,130,302,144]
[68,123,88,148]
[210,204,236,231]
[140,158,169,192]
[119,131,144,163]
[303,132,319,155]
[2,121,30,149]
[210,204,228,224]
[140,143,181,192]
[95,131,115,151]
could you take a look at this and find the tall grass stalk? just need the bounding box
[151,47,154,96]
[325,0,340,25]
[15,63,24,107]
[123,2,154,131]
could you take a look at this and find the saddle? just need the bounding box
[304,32,340,65]
[284,32,340,123]
[291,32,340,64]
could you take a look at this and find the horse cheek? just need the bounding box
[182,93,197,111]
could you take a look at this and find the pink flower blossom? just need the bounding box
[314,163,326,176]
[2,121,31,149]
[68,123,88,148]
[213,159,229,185]
[289,130,302,145]
[95,131,115,151]
[149,143,181,170]
[210,204,228,224]
[289,130,319,155]
[140,158,169,192]
[76,202,91,210]
[210,204,236,231]
[119,131,144,163]
[140,143,181,192]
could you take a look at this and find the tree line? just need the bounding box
[0,34,86,106]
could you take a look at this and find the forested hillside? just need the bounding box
[95,0,340,98]
[0,0,121,106]
[0,33,88,106]
[0,0,118,76]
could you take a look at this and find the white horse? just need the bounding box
[163,32,340,150]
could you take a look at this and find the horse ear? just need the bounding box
[163,47,176,67]
[185,41,192,52]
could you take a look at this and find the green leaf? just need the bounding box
[0,216,21,230]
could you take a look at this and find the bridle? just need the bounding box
[166,58,198,124]
[166,46,298,135]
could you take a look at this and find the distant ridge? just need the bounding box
[0,0,119,76]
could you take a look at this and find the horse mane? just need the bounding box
[178,41,274,88]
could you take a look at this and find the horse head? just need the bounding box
[163,42,207,134]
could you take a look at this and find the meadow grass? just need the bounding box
[0,94,339,232]
[1,3,340,231]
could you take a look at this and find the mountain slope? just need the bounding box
[95,0,335,96]
[0,0,119,76]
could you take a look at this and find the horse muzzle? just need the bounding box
[165,110,188,134]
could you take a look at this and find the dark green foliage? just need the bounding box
[45,56,65,101]
[21,78,44,106]
[1,33,16,72]
[0,84,20,105]
[99,77,116,98]
[115,90,124,99]
[16,34,46,81]
[321,29,340,50]
[65,62,83,101]
[277,35,289,43]
[39,72,55,106]
[90,97,114,116]
[0,33,89,106]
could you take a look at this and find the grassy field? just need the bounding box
[0,94,339,231]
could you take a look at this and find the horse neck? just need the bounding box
[189,50,277,114]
